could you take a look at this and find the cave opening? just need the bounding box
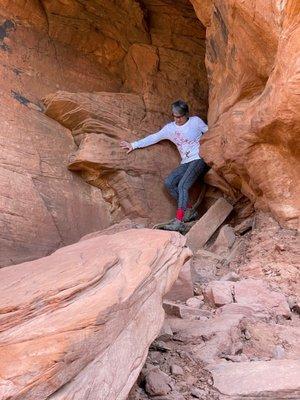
[41,0,211,222]
[0,0,210,265]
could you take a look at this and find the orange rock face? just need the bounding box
[0,229,191,400]
[44,91,181,222]
[2,0,298,269]
[191,0,300,229]
[0,0,207,265]
[0,1,119,266]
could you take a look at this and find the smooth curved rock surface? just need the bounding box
[44,91,181,223]
[0,229,191,400]
[0,96,111,267]
[191,0,300,228]
[212,360,300,399]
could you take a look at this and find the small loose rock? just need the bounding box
[186,297,204,308]
[170,364,184,376]
[191,387,207,398]
[144,368,172,396]
[220,272,240,282]
[151,340,172,352]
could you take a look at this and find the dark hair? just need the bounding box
[171,100,189,116]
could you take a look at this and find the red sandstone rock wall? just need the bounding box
[191,0,300,229]
[2,0,298,268]
[0,1,123,266]
[44,91,180,223]
[0,0,207,265]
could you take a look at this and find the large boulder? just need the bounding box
[203,278,291,319]
[0,229,191,400]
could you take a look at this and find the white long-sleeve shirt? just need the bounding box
[131,116,208,164]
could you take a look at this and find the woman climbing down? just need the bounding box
[120,100,209,232]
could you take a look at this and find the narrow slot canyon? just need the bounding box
[0,1,299,399]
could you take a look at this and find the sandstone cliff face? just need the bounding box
[1,0,299,267]
[0,0,207,265]
[0,1,117,266]
[191,0,300,229]
[0,4,299,399]
[44,91,180,222]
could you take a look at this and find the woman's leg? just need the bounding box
[178,159,208,210]
[164,163,189,201]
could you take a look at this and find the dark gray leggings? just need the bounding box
[164,159,208,210]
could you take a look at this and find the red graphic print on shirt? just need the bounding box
[174,131,199,158]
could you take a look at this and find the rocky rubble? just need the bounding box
[128,211,300,399]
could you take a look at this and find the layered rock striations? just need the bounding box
[0,1,119,266]
[191,0,300,229]
[2,2,299,400]
[0,0,207,265]
[0,229,191,400]
[44,91,180,222]
[123,0,208,118]
[1,0,298,265]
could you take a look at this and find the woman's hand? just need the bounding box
[120,141,133,154]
